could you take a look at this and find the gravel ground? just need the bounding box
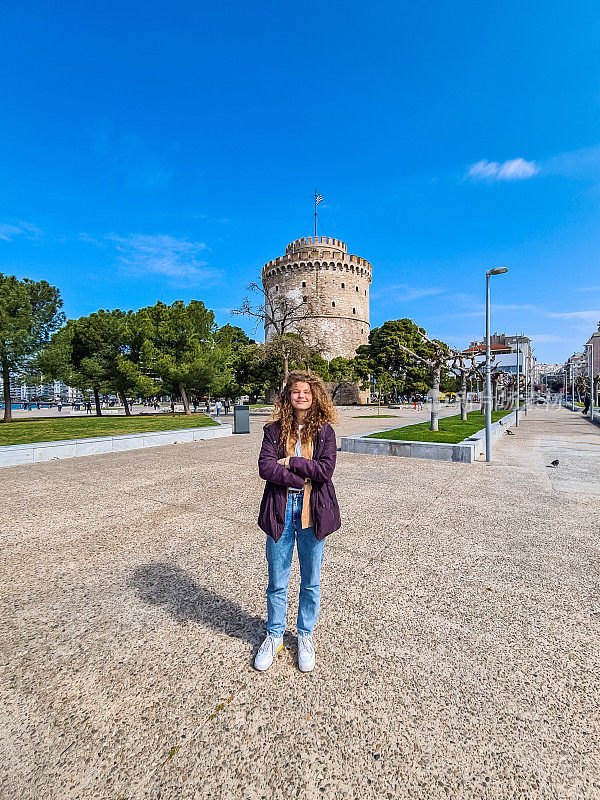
[1,404,599,800]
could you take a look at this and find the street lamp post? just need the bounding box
[592,344,596,422]
[515,334,520,428]
[524,351,529,415]
[485,267,508,462]
[588,343,595,422]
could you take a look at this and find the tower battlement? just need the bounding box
[263,243,372,279]
[285,236,347,255]
[262,235,372,361]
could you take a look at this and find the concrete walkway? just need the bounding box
[1,405,598,799]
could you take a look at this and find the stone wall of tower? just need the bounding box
[262,236,372,361]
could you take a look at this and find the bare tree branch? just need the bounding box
[231,280,319,386]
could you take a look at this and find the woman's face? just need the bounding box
[290,381,313,413]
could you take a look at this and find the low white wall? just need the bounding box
[341,410,517,463]
[0,423,232,468]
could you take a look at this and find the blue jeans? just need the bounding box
[265,491,325,637]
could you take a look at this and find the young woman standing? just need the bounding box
[255,371,340,673]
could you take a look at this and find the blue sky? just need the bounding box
[2,1,600,363]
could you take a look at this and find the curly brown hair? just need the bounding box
[270,370,338,451]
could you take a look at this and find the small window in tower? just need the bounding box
[352,307,356,314]
[361,327,364,334]
[302,281,306,288]
[275,285,279,292]
[356,285,359,291]
[332,301,336,308]
[364,289,367,296]
[341,282,345,288]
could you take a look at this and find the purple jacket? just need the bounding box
[258,420,341,542]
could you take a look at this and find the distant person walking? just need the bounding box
[255,371,340,674]
[583,393,590,414]
[224,399,230,415]
[86,401,92,414]
[215,400,222,416]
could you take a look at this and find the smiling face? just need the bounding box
[290,381,313,414]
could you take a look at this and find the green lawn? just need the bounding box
[0,413,218,447]
[250,404,273,409]
[366,409,514,444]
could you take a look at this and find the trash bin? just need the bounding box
[233,404,250,434]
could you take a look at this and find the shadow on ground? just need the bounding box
[131,561,298,650]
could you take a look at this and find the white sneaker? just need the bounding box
[254,635,283,671]
[298,635,316,672]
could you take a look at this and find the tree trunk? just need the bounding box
[493,380,498,411]
[120,392,131,416]
[460,372,468,421]
[2,356,12,423]
[430,366,440,431]
[93,386,102,416]
[282,352,289,390]
[179,382,191,415]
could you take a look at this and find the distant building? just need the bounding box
[535,363,564,380]
[565,352,587,382]
[463,333,534,376]
[585,323,600,377]
[0,375,83,404]
[534,363,564,390]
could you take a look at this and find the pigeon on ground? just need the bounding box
[549,459,559,467]
[506,430,515,435]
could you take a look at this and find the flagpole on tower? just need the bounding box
[314,189,323,239]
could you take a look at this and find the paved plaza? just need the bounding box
[1,405,599,799]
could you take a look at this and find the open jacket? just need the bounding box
[258,420,341,542]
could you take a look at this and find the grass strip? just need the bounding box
[366,409,514,444]
[0,413,218,447]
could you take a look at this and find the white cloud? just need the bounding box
[0,220,42,241]
[77,233,103,246]
[497,159,539,180]
[529,334,568,344]
[543,143,600,179]
[547,309,600,320]
[109,234,217,281]
[0,224,24,240]
[373,284,444,303]
[466,157,539,182]
[495,303,540,312]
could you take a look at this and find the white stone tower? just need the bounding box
[262,235,372,360]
